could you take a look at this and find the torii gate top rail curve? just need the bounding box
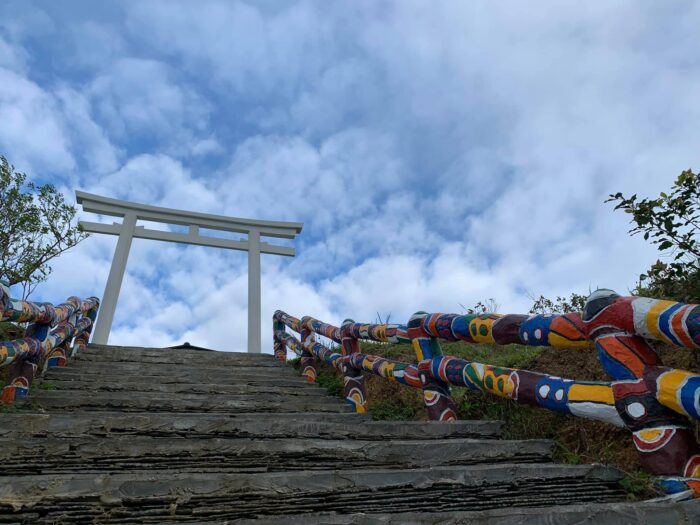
[76,191,302,352]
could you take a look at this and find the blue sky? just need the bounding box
[2,1,699,351]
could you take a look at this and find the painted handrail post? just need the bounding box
[0,290,100,404]
[72,299,100,357]
[43,296,81,372]
[1,357,37,404]
[583,290,700,491]
[339,319,368,413]
[43,323,73,373]
[299,316,317,383]
[0,285,28,403]
[273,317,287,363]
[407,311,457,421]
[0,296,55,403]
[3,298,71,402]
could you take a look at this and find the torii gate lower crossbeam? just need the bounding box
[76,191,303,353]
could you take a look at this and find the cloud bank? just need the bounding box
[1,1,699,352]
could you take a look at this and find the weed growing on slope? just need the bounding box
[315,369,343,397]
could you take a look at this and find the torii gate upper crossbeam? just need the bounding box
[75,191,303,353]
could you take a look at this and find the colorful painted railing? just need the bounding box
[273,289,700,496]
[0,283,100,403]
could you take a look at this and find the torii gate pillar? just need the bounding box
[76,191,303,353]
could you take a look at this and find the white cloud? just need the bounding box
[56,88,120,176]
[0,67,75,174]
[0,34,27,72]
[88,58,211,148]
[190,137,223,157]
[87,154,218,212]
[125,0,334,99]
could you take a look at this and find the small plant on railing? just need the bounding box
[274,289,700,496]
[0,282,99,404]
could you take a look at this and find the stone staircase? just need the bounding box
[0,345,697,524]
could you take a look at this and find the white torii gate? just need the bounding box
[76,191,303,353]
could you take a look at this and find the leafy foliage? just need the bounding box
[315,369,343,397]
[608,169,700,302]
[528,293,587,314]
[460,298,500,314]
[0,157,88,298]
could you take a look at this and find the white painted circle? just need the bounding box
[539,385,550,399]
[554,389,564,401]
[627,402,646,419]
[534,328,542,340]
[522,332,529,342]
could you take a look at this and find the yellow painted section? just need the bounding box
[646,300,676,344]
[378,360,395,378]
[547,333,593,349]
[568,384,614,405]
[637,428,663,441]
[412,339,425,361]
[482,369,515,398]
[469,317,497,344]
[375,324,388,342]
[349,392,367,413]
[657,369,690,415]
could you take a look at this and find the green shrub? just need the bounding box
[369,399,420,421]
[316,369,343,398]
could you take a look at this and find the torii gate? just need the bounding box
[76,191,303,353]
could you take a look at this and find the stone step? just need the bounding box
[0,436,552,474]
[0,412,500,440]
[55,361,302,378]
[44,368,310,387]
[38,378,331,396]
[233,499,700,525]
[87,343,277,358]
[23,390,353,413]
[77,345,285,367]
[0,464,624,523]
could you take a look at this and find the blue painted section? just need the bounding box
[596,342,636,380]
[518,315,552,346]
[654,477,692,495]
[686,306,700,347]
[450,316,472,340]
[658,302,684,346]
[680,375,700,420]
[534,376,573,414]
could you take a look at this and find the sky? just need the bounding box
[1,1,699,352]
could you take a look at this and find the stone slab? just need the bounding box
[24,390,353,413]
[0,413,499,440]
[0,436,551,474]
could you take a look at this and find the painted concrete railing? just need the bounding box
[274,289,700,496]
[0,283,100,403]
